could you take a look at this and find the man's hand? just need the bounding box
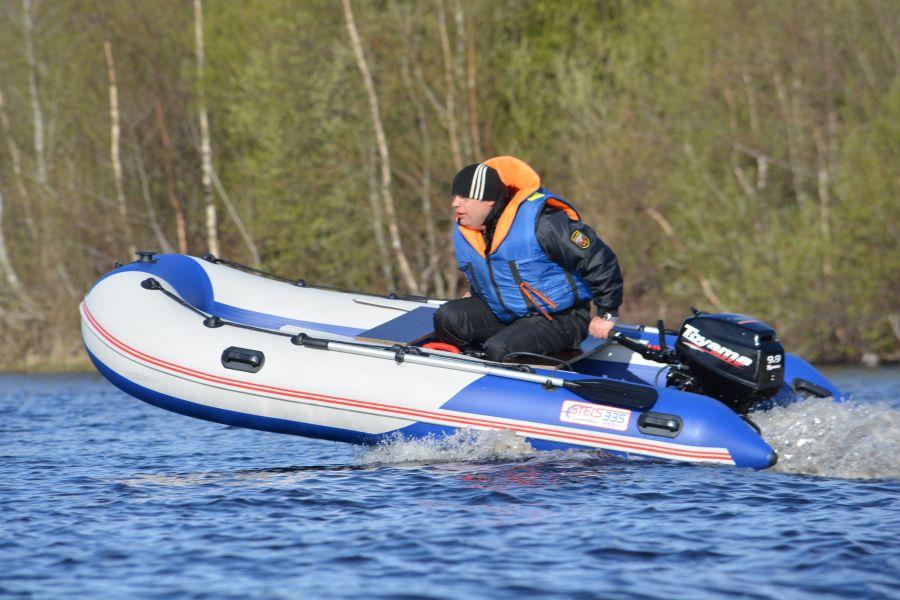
[588,316,616,339]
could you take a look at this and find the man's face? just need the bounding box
[452,195,495,229]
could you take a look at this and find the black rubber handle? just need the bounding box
[290,333,330,350]
[221,347,265,373]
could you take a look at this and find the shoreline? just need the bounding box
[1,353,894,375]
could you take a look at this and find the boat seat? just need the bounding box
[503,347,583,368]
[355,306,437,346]
[355,305,581,368]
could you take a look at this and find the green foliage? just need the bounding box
[0,0,896,368]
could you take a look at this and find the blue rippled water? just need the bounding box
[2,370,899,599]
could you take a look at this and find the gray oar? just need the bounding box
[138,276,657,411]
[292,334,657,411]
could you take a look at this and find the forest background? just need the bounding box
[0,0,897,371]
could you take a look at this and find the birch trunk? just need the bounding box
[721,86,754,205]
[812,126,833,277]
[741,72,766,189]
[153,98,188,253]
[365,143,395,290]
[0,82,37,238]
[403,3,460,298]
[400,50,444,297]
[436,0,463,171]
[22,0,47,188]
[0,188,32,305]
[773,72,808,206]
[451,0,472,161]
[194,0,219,256]
[463,4,482,158]
[343,0,421,295]
[104,41,135,258]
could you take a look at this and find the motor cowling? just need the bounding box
[674,313,784,412]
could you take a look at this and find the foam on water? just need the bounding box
[356,429,537,465]
[358,397,900,480]
[755,396,900,479]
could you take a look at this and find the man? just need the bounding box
[434,156,623,363]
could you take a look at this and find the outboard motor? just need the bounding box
[671,312,784,413]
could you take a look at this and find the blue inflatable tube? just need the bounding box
[81,254,843,470]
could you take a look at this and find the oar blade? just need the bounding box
[563,378,658,411]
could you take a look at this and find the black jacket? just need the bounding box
[482,206,623,314]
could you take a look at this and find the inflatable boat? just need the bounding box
[80,252,843,470]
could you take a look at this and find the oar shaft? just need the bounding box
[324,340,566,388]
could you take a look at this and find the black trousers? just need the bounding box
[433,296,590,362]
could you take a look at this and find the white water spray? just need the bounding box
[356,395,900,480]
[356,429,536,466]
[755,397,900,479]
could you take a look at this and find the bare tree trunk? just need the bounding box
[194,0,218,256]
[153,98,188,253]
[210,165,260,267]
[0,188,32,305]
[741,72,766,189]
[400,52,444,297]
[21,0,78,297]
[812,126,833,277]
[451,0,472,161]
[131,133,174,254]
[22,0,47,188]
[683,143,730,206]
[773,71,808,206]
[55,262,77,299]
[817,22,838,280]
[889,314,900,349]
[732,165,756,201]
[343,0,421,294]
[721,86,755,205]
[644,207,725,312]
[365,143,395,290]
[463,3,482,158]
[404,3,460,298]
[104,41,135,258]
[436,0,463,171]
[0,82,37,239]
[415,93,444,297]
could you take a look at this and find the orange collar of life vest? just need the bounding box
[457,157,579,257]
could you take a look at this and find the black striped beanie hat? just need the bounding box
[451,162,506,202]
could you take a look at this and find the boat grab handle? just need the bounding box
[221,346,265,373]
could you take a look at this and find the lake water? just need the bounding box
[1,368,898,598]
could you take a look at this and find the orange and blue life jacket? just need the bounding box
[453,188,592,323]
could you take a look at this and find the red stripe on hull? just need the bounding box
[82,304,733,463]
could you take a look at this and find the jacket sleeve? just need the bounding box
[537,208,623,313]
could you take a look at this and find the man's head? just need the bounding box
[451,162,509,229]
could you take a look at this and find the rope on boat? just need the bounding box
[135,276,659,410]
[200,252,436,304]
[200,253,307,287]
[138,277,532,373]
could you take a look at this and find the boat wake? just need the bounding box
[755,397,900,480]
[357,397,900,480]
[356,429,537,466]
